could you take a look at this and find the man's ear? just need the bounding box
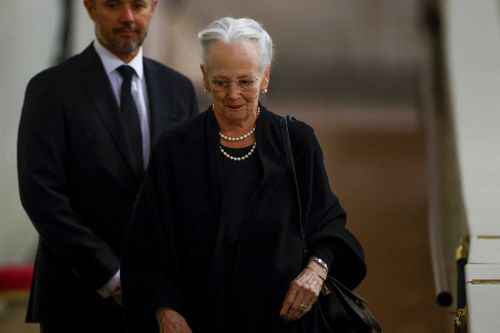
[150,0,159,16]
[83,0,95,21]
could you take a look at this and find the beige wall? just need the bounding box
[0,1,93,264]
[147,0,424,80]
[0,1,60,264]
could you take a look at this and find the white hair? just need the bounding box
[198,17,274,72]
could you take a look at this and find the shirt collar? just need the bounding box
[93,39,144,79]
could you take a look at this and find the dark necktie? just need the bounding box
[117,65,143,173]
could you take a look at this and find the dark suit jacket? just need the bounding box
[17,44,198,327]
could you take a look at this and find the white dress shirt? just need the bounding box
[94,39,151,169]
[93,40,151,298]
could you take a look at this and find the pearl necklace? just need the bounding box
[219,127,255,142]
[218,106,260,142]
[220,141,257,161]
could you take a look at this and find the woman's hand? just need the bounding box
[156,308,192,333]
[279,260,327,321]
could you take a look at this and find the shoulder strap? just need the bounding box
[281,117,383,333]
[280,116,307,257]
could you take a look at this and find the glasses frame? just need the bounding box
[209,76,260,93]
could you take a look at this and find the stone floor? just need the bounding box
[0,304,37,333]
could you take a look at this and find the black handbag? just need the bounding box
[280,115,383,333]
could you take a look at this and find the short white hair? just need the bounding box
[198,17,274,73]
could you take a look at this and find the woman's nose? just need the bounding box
[227,82,242,99]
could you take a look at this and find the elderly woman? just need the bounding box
[122,17,366,332]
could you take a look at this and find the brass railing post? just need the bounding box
[454,236,469,332]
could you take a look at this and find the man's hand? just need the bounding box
[156,308,192,333]
[110,285,122,306]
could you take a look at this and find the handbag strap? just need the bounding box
[281,116,383,333]
[280,116,307,258]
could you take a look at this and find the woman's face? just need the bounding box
[201,41,270,124]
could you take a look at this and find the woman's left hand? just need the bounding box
[279,261,327,321]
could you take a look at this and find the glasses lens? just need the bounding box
[211,77,258,92]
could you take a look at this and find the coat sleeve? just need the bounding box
[121,138,185,328]
[290,120,367,289]
[17,73,119,289]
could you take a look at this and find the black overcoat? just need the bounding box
[122,106,366,332]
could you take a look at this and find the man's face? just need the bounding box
[84,0,158,61]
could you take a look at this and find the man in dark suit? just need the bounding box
[17,1,197,332]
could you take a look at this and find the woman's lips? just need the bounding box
[227,105,243,109]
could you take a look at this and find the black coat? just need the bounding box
[17,44,198,328]
[122,106,366,332]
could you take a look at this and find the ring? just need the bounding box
[298,304,311,313]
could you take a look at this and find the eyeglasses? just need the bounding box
[210,77,259,92]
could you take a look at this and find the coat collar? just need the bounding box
[93,39,145,79]
[202,104,287,184]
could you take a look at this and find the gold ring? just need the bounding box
[298,304,311,313]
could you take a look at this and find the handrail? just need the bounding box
[420,3,453,306]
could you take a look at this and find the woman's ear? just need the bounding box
[260,65,271,91]
[200,64,210,91]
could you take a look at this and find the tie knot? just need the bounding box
[117,65,135,81]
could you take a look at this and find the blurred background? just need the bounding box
[0,0,459,332]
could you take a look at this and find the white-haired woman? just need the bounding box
[122,17,366,333]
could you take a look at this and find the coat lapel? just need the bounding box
[73,44,140,178]
[144,60,170,147]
